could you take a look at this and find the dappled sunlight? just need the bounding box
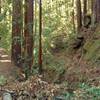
[1,54,9,58]
[0,51,11,63]
[0,48,14,82]
[0,48,5,51]
[0,59,11,63]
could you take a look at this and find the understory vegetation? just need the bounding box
[0,0,100,100]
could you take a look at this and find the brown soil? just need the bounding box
[0,48,16,80]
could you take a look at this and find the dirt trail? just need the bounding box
[0,48,16,80]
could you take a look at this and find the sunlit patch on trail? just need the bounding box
[1,55,9,58]
[0,60,11,63]
[0,48,4,51]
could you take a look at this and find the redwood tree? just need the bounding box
[24,0,34,70]
[0,0,1,13]
[76,0,82,32]
[12,0,23,66]
[93,0,100,23]
[94,0,97,22]
[38,0,42,74]
[83,0,87,25]
[72,0,76,33]
[96,0,100,22]
[91,0,94,14]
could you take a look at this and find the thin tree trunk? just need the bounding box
[76,0,82,32]
[38,0,42,74]
[96,0,100,22]
[24,0,34,70]
[0,0,1,13]
[72,0,76,33]
[12,0,23,66]
[83,0,87,25]
[91,0,94,14]
[93,0,100,23]
[94,0,98,23]
[35,0,37,35]
[91,0,95,26]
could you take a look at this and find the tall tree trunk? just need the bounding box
[83,0,87,25]
[91,0,94,14]
[76,0,82,32]
[38,0,42,74]
[35,0,37,36]
[93,0,100,23]
[94,0,98,23]
[96,0,100,22]
[0,0,1,13]
[72,0,76,33]
[24,0,34,70]
[12,0,23,66]
[91,0,95,26]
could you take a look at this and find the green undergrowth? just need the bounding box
[0,75,7,86]
[83,30,100,65]
[54,83,100,100]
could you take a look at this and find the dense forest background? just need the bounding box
[0,0,100,99]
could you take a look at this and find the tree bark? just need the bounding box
[76,0,82,32]
[72,0,76,33]
[24,0,34,70]
[91,0,96,26]
[0,0,1,13]
[91,0,94,14]
[93,0,100,23]
[83,0,87,25]
[38,0,42,74]
[12,0,23,66]
[96,0,100,22]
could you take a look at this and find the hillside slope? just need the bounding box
[83,25,100,66]
[43,25,100,86]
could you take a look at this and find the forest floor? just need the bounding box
[0,46,100,99]
[0,48,16,80]
[0,26,100,99]
[0,49,61,100]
